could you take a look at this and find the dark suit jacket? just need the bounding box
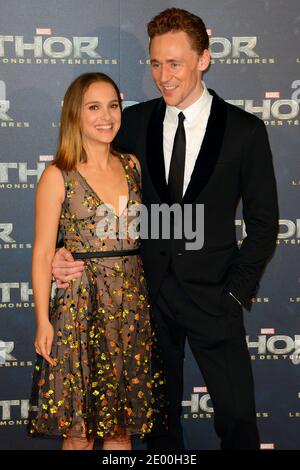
[116,89,278,316]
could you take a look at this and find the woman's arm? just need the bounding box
[32,164,65,366]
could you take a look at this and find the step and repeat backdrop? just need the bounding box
[0,0,299,450]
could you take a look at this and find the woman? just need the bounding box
[28,73,166,450]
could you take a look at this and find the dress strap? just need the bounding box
[58,169,77,206]
[122,153,142,188]
[60,169,73,183]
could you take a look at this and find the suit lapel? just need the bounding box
[146,90,227,205]
[182,89,227,203]
[146,98,170,203]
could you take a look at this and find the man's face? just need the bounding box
[150,31,209,110]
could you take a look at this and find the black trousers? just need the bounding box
[147,271,260,450]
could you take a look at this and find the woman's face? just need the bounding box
[81,81,121,147]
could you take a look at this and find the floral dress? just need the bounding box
[28,154,167,440]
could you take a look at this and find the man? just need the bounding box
[52,8,278,449]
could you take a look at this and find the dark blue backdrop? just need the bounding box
[0,0,299,450]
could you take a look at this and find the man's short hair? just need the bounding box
[147,8,209,54]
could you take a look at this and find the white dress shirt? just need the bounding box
[163,81,213,196]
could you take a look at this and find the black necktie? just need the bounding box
[168,112,186,203]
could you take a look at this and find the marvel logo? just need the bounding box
[261,328,275,335]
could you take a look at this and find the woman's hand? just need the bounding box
[34,321,56,366]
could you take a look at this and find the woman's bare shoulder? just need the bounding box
[37,164,65,201]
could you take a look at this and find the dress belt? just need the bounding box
[72,248,140,260]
